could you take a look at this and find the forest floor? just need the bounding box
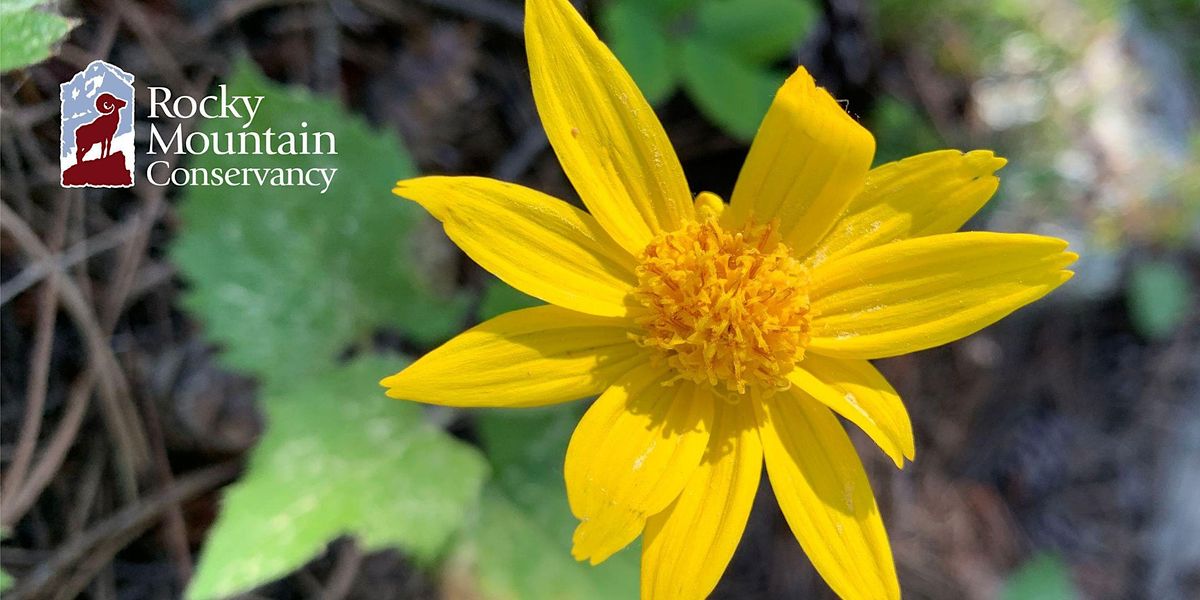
[2,0,1198,599]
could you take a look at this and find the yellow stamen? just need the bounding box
[632,215,811,395]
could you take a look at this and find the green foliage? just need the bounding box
[679,39,783,141]
[172,59,469,383]
[465,408,640,600]
[694,0,817,63]
[478,278,543,321]
[0,0,76,72]
[1127,259,1194,340]
[870,95,943,166]
[601,1,676,104]
[1001,552,1078,600]
[0,526,9,593]
[187,357,489,600]
[177,60,484,598]
[874,0,1033,75]
[600,0,817,140]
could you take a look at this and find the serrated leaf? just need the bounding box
[186,356,489,600]
[601,0,678,104]
[1127,259,1194,340]
[466,408,639,600]
[1001,552,1077,600]
[679,39,784,140]
[0,3,76,72]
[694,0,817,64]
[478,277,543,321]
[172,59,468,382]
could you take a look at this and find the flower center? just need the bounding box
[632,217,811,395]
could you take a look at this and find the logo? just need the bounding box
[56,61,339,193]
[60,60,135,188]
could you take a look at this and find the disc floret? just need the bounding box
[633,217,812,394]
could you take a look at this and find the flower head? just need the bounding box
[633,216,812,394]
[381,0,1077,598]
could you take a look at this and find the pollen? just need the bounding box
[633,217,812,395]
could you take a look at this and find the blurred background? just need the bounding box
[1,0,1197,598]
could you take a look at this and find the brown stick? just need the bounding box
[321,540,363,600]
[0,201,150,512]
[138,372,194,583]
[8,462,240,600]
[112,0,195,96]
[2,193,71,501]
[0,213,142,306]
[0,371,94,526]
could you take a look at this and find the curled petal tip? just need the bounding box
[569,535,592,564]
[963,149,1008,173]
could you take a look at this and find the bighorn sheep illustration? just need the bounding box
[74,93,126,164]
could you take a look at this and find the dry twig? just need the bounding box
[8,462,240,600]
[1,193,71,502]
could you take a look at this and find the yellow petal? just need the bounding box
[526,0,693,255]
[756,391,899,600]
[808,150,1007,267]
[788,355,914,468]
[725,67,875,258]
[566,367,713,564]
[380,305,643,407]
[641,398,761,600]
[808,232,1077,359]
[394,176,637,317]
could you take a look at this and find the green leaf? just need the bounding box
[0,2,76,72]
[601,0,678,104]
[694,0,817,64]
[1001,552,1077,600]
[1127,259,1194,340]
[679,39,784,140]
[186,356,489,600]
[645,0,695,18]
[172,59,469,383]
[870,95,943,165]
[478,278,543,321]
[0,0,41,13]
[0,492,14,593]
[464,407,639,600]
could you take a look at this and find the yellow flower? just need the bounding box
[381,0,1076,598]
